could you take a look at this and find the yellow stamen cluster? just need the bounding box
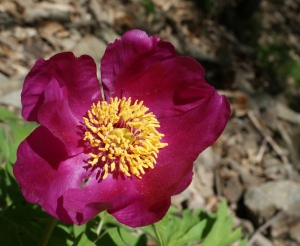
[83,97,168,179]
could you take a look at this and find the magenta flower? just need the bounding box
[13,29,230,227]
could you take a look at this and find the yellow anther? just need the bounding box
[83,97,167,180]
[103,164,109,179]
[111,162,116,172]
[88,157,99,166]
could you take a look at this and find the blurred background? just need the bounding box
[1,0,300,245]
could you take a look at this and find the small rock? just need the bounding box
[253,233,273,246]
[244,180,300,224]
[222,175,243,203]
[289,220,300,244]
[95,27,120,45]
[194,146,217,169]
[0,72,9,84]
[73,35,107,63]
[276,102,300,124]
[0,88,22,108]
[0,79,23,97]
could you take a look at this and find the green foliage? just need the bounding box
[108,227,147,246]
[141,0,155,16]
[0,108,37,166]
[0,107,247,245]
[141,0,158,24]
[200,200,243,246]
[0,107,38,209]
[140,200,246,246]
[257,42,300,89]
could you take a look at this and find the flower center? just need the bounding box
[83,97,168,179]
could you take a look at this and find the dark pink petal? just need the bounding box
[133,92,229,213]
[37,79,82,156]
[22,52,101,122]
[63,151,193,227]
[122,56,210,118]
[109,198,171,228]
[15,30,231,228]
[63,172,140,225]
[158,91,230,167]
[110,162,193,227]
[109,92,229,227]
[63,58,229,227]
[101,29,177,99]
[13,126,90,223]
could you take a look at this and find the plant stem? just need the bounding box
[38,216,58,246]
[151,224,164,246]
[96,211,107,236]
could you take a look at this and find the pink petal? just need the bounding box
[15,31,231,229]
[109,198,171,228]
[37,78,83,156]
[127,92,229,219]
[122,56,210,118]
[22,52,101,122]
[109,162,193,227]
[63,172,140,225]
[110,92,229,227]
[13,126,90,224]
[101,29,177,99]
[158,91,231,167]
[63,149,194,227]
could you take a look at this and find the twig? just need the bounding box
[248,211,283,246]
[247,110,289,164]
[214,169,222,196]
[255,137,267,163]
[0,36,32,58]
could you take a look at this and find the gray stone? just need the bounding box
[0,89,22,108]
[276,102,300,124]
[95,28,120,45]
[73,35,107,63]
[0,72,9,84]
[290,221,300,244]
[244,180,300,221]
[194,147,218,169]
[0,79,23,97]
[253,233,273,246]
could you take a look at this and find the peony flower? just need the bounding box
[13,29,230,227]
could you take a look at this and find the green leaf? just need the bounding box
[140,206,208,246]
[151,212,169,244]
[0,126,10,163]
[222,227,242,246]
[108,227,142,246]
[73,232,95,246]
[0,107,18,121]
[1,204,47,244]
[49,222,74,246]
[176,219,206,245]
[95,230,118,246]
[200,200,242,246]
[238,237,248,246]
[139,208,175,242]
[0,110,37,165]
[154,212,169,232]
[73,224,87,238]
[0,216,22,246]
[134,234,147,246]
[1,203,74,245]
